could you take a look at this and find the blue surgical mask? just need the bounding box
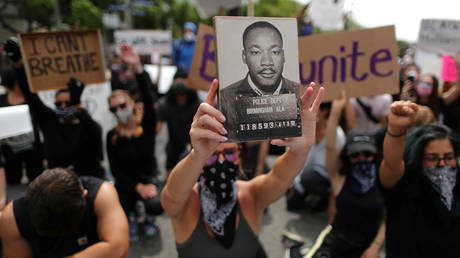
[350,160,376,194]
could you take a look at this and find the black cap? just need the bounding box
[170,82,187,94]
[346,131,377,154]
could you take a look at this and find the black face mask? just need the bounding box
[199,160,239,249]
[55,107,76,121]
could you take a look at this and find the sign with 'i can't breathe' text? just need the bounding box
[19,30,106,92]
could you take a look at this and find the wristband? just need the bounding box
[386,129,406,137]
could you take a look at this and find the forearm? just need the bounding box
[370,220,386,250]
[0,168,6,210]
[135,71,156,122]
[442,84,460,106]
[345,102,355,131]
[67,242,127,258]
[380,126,406,188]
[325,107,342,195]
[253,147,310,209]
[161,149,207,217]
[255,141,269,176]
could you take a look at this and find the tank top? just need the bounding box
[13,176,103,258]
[332,176,384,246]
[176,204,261,258]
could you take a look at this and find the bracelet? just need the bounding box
[386,129,406,137]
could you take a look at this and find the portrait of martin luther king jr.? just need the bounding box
[220,20,300,141]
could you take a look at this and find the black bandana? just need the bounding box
[199,160,239,249]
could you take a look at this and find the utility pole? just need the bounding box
[54,0,63,29]
[124,0,132,29]
[247,0,254,17]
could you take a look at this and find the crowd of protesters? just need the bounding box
[0,13,458,258]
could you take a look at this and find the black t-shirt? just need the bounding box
[15,66,104,178]
[384,167,460,258]
[441,98,460,134]
[332,176,384,247]
[157,98,199,148]
[107,71,158,192]
[0,93,11,107]
[13,176,103,258]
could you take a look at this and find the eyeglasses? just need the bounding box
[55,101,72,107]
[349,151,375,159]
[205,148,239,166]
[109,103,127,113]
[423,153,456,166]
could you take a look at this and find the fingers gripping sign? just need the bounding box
[271,82,325,152]
[190,79,228,160]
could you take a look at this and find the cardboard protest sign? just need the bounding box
[188,23,216,91]
[442,55,457,82]
[299,26,399,101]
[417,19,460,56]
[0,105,33,140]
[114,30,172,56]
[19,30,106,92]
[190,24,399,102]
[214,17,301,142]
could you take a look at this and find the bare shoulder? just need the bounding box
[0,202,20,238]
[94,182,121,214]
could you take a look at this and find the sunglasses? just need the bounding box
[349,151,374,159]
[55,101,72,107]
[109,103,127,113]
[205,148,239,166]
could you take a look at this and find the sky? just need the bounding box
[296,0,460,43]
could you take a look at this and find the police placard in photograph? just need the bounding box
[214,16,301,142]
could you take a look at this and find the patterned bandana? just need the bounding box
[199,160,239,249]
[424,165,457,211]
[350,160,377,194]
[55,107,76,121]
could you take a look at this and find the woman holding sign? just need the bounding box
[161,79,324,257]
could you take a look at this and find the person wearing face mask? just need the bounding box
[380,101,460,257]
[106,44,163,241]
[287,91,385,258]
[0,66,44,184]
[3,37,105,179]
[161,79,324,258]
[172,22,197,72]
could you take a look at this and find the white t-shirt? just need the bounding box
[350,94,393,133]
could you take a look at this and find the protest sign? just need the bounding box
[442,55,457,82]
[194,0,241,19]
[144,65,177,94]
[0,105,33,140]
[299,25,399,101]
[188,23,216,91]
[19,30,106,92]
[190,24,398,101]
[417,19,460,56]
[114,30,172,56]
[308,0,345,31]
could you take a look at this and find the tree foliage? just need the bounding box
[66,0,103,29]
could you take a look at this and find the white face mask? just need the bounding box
[115,106,133,124]
[184,32,196,42]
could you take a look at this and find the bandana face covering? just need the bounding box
[424,165,457,211]
[199,160,239,249]
[55,107,76,121]
[115,106,133,124]
[350,160,376,194]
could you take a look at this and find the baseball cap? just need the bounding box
[346,131,377,154]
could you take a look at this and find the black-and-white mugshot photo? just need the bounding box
[215,17,301,142]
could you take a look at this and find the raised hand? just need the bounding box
[388,100,418,134]
[120,43,142,73]
[331,90,347,113]
[270,82,324,153]
[67,77,85,106]
[189,79,228,161]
